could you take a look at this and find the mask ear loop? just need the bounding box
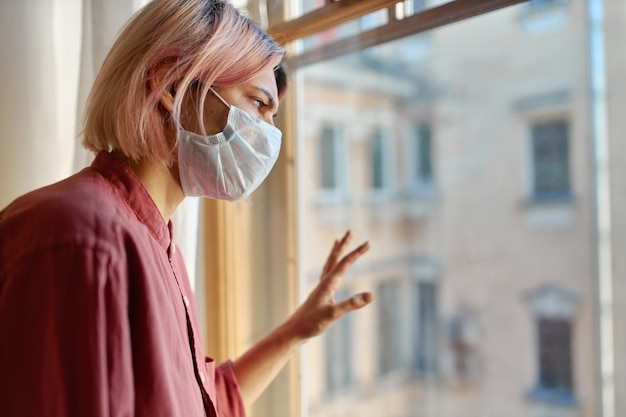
[209,87,231,109]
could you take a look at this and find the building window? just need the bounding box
[415,282,438,374]
[372,130,385,190]
[537,319,573,393]
[407,122,434,194]
[325,290,353,393]
[531,120,571,202]
[377,280,403,375]
[526,284,579,406]
[318,124,348,202]
[319,126,338,190]
[370,130,395,196]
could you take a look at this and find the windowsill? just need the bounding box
[375,368,427,390]
[314,192,351,207]
[365,189,438,222]
[525,193,574,206]
[368,185,439,204]
[527,386,579,408]
[402,184,439,201]
[522,195,575,227]
[368,189,399,204]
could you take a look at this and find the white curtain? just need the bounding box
[73,0,145,170]
[0,0,201,290]
[0,0,79,207]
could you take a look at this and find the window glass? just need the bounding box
[297,1,602,416]
[412,122,434,186]
[537,319,573,393]
[371,130,387,190]
[377,279,403,375]
[416,281,438,374]
[531,120,571,201]
[319,125,339,190]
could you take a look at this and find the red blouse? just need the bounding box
[0,151,245,417]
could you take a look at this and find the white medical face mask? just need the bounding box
[177,87,282,201]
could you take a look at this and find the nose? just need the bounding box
[262,115,276,127]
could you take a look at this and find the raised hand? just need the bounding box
[233,230,373,406]
[285,230,373,342]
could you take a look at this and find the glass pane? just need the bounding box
[320,126,338,189]
[297,1,604,416]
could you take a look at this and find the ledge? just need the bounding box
[527,386,579,408]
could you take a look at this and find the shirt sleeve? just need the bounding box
[0,244,134,417]
[213,360,247,417]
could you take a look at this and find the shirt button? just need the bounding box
[199,372,206,383]
[183,296,190,307]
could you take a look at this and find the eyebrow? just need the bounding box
[253,86,279,115]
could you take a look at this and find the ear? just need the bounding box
[149,65,175,112]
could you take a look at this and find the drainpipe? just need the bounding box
[587,0,614,416]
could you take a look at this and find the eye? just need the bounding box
[252,98,266,110]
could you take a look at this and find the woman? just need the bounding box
[0,1,372,416]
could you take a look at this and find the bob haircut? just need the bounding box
[83,0,286,165]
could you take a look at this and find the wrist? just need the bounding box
[275,317,307,350]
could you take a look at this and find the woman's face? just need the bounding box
[180,68,280,136]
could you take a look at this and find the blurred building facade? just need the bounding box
[298,1,614,416]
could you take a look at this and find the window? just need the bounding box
[537,319,573,393]
[370,130,395,196]
[526,284,579,407]
[414,124,433,184]
[292,3,596,416]
[318,124,348,200]
[415,282,438,374]
[319,126,337,190]
[406,122,435,194]
[377,280,403,375]
[531,120,571,202]
[204,1,620,416]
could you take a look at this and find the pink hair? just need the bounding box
[82,0,286,165]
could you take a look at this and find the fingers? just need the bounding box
[321,230,352,278]
[321,240,338,278]
[319,240,370,294]
[332,240,370,277]
[334,292,374,316]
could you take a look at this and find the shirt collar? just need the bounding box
[91,151,172,251]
